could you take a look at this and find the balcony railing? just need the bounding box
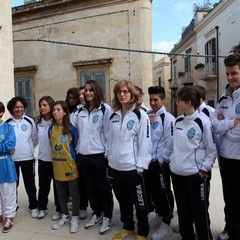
[205,62,217,76]
[182,72,193,84]
[168,78,178,89]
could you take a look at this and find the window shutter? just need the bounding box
[15,78,33,117]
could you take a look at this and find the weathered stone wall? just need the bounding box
[0,0,14,119]
[12,0,153,116]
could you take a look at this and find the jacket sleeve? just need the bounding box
[0,123,16,153]
[211,102,235,134]
[70,124,78,150]
[201,120,217,172]
[136,111,152,170]
[31,119,38,148]
[225,123,240,141]
[158,114,175,164]
[102,104,112,149]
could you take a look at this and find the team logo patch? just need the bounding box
[127,120,135,130]
[187,128,196,140]
[235,102,240,115]
[60,134,68,144]
[92,115,100,124]
[21,124,28,132]
[152,121,159,130]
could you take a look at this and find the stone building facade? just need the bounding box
[12,0,153,117]
[0,0,15,119]
[152,54,171,112]
[169,0,240,115]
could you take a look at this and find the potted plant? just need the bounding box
[178,71,185,78]
[194,63,205,70]
[230,41,240,54]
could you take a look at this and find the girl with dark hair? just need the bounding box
[36,96,61,220]
[70,86,85,126]
[107,80,152,240]
[49,101,80,233]
[168,86,217,240]
[65,87,80,114]
[74,80,113,235]
[6,96,38,218]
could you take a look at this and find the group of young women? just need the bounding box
[0,79,218,240]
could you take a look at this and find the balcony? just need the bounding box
[182,72,193,85]
[204,62,217,80]
[168,78,178,89]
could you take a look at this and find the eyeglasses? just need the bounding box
[116,90,130,95]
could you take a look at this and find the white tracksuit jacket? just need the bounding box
[147,106,175,164]
[7,115,38,161]
[107,107,152,171]
[74,103,112,155]
[212,87,240,160]
[169,110,217,176]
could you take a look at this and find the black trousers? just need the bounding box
[171,172,212,240]
[144,161,174,224]
[76,153,112,218]
[38,160,61,212]
[108,167,149,237]
[77,168,89,210]
[14,160,38,210]
[220,156,240,240]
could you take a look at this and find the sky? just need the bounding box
[12,0,220,53]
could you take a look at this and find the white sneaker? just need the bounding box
[99,217,112,235]
[151,222,172,240]
[52,211,61,221]
[149,214,162,228]
[218,230,229,240]
[52,214,70,230]
[84,214,103,230]
[79,209,87,219]
[38,210,48,219]
[31,208,39,218]
[70,216,79,233]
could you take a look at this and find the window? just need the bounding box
[205,38,216,63]
[185,50,192,81]
[15,78,33,117]
[80,71,106,100]
[173,62,177,81]
[185,55,191,73]
[73,58,113,103]
[205,38,216,75]
[158,77,162,87]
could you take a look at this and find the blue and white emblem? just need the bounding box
[235,102,240,115]
[92,115,100,124]
[21,124,28,132]
[127,120,135,130]
[152,121,159,130]
[60,134,68,144]
[187,128,196,140]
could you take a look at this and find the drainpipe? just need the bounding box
[215,26,219,100]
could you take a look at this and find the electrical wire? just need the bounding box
[13,38,227,58]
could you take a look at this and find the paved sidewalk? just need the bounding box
[0,163,224,240]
